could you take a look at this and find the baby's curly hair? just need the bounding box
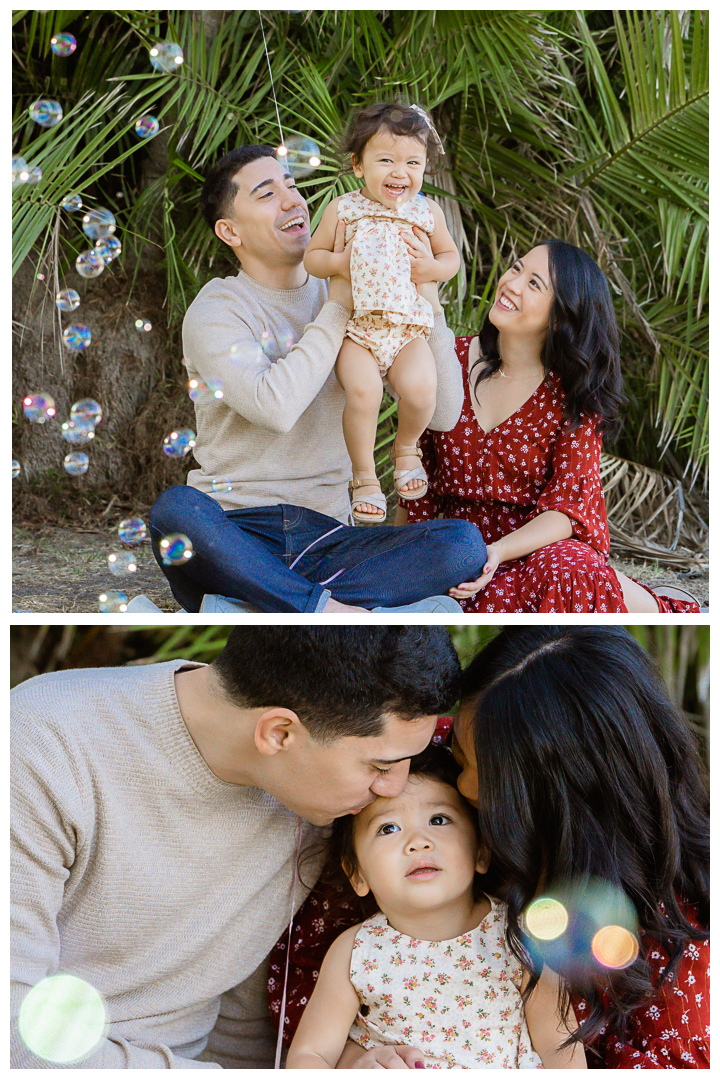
[341,100,444,174]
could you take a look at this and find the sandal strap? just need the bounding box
[393,466,427,485]
[350,475,381,490]
[351,492,387,512]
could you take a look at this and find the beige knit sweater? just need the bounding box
[182,271,463,522]
[11,660,325,1069]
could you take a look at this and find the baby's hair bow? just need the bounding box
[409,104,445,155]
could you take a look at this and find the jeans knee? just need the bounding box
[429,519,486,576]
[149,485,204,533]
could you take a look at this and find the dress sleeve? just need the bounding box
[528,414,609,552]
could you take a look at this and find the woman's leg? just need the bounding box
[613,570,660,612]
[385,337,437,494]
[335,338,385,517]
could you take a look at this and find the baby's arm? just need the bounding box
[522,966,587,1069]
[303,199,351,281]
[405,198,460,285]
[286,925,362,1069]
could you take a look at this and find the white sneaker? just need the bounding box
[125,594,164,613]
[199,594,259,613]
[372,596,463,613]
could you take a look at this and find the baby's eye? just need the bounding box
[430,814,451,826]
[377,823,400,835]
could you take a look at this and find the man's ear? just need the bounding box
[342,858,370,897]
[254,708,302,756]
[476,843,491,876]
[214,217,242,251]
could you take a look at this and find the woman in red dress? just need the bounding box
[396,240,698,613]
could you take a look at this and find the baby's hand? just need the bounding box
[401,227,439,285]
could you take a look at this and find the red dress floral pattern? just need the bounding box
[403,337,698,614]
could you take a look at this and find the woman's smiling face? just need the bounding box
[488,245,554,340]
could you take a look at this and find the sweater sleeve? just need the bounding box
[183,289,350,435]
[10,708,220,1070]
[426,313,463,431]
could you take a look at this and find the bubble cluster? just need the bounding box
[23,393,56,424]
[71,399,103,426]
[12,156,29,185]
[62,325,92,351]
[82,208,116,241]
[98,590,128,613]
[278,134,321,177]
[108,551,138,575]
[188,378,224,404]
[56,288,80,312]
[211,479,233,494]
[118,517,148,545]
[64,451,89,476]
[12,460,21,479]
[135,115,160,138]
[50,33,77,56]
[75,250,104,279]
[163,428,196,457]
[61,418,95,445]
[160,533,194,565]
[29,100,63,128]
[149,41,184,73]
[61,193,82,212]
[95,236,121,264]
[18,973,107,1064]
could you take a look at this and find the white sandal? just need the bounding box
[350,476,387,524]
[390,442,428,500]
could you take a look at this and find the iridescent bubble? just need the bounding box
[526,897,569,941]
[228,340,264,364]
[61,193,82,212]
[143,322,152,332]
[118,517,147,545]
[159,533,194,565]
[108,551,138,576]
[12,460,20,479]
[29,100,63,128]
[188,378,223,404]
[18,973,107,1064]
[61,418,95,445]
[211,479,233,493]
[95,236,121,264]
[50,32,77,56]
[56,288,80,312]
[62,325,91,351]
[98,589,128,613]
[149,41,184,73]
[281,134,321,178]
[162,428,196,457]
[23,393,56,424]
[82,208,116,240]
[75,250,104,279]
[12,156,29,185]
[591,925,640,970]
[134,319,144,330]
[64,451,89,476]
[71,399,102,426]
[135,115,160,138]
[26,165,43,185]
[37,274,45,281]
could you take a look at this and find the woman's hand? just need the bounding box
[449,543,503,600]
[401,226,438,285]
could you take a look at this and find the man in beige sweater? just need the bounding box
[11,626,462,1069]
[147,146,486,613]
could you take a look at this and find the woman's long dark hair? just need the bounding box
[472,239,627,442]
[460,626,709,1052]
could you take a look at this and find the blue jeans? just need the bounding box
[149,486,486,613]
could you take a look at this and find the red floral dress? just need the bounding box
[403,337,697,613]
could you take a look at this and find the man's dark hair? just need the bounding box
[200,145,278,231]
[211,627,461,742]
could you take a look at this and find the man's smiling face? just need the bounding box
[218,155,310,269]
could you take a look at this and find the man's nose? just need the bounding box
[369,760,409,797]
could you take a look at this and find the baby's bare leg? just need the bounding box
[385,337,437,493]
[335,338,385,517]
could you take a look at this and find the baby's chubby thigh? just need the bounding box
[385,330,437,412]
[335,334,385,412]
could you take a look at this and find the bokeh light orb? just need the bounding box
[23,393,56,424]
[149,41,184,73]
[29,100,63,127]
[160,533,194,565]
[108,551,138,576]
[526,897,569,941]
[82,208,116,241]
[18,974,107,1064]
[12,156,29,185]
[98,590,128,613]
[56,288,80,312]
[50,33,77,57]
[61,419,95,445]
[61,193,82,212]
[281,134,321,177]
[95,236,121,264]
[64,452,89,476]
[118,517,148,545]
[71,399,103,427]
[62,325,92,351]
[188,378,224,404]
[75,250,105,279]
[135,115,160,138]
[162,428,196,457]
[591,925,640,970]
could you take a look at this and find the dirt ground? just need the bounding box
[11,524,709,614]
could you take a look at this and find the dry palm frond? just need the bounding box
[600,453,708,567]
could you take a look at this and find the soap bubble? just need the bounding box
[159,533,194,565]
[228,341,264,364]
[18,973,107,1064]
[71,399,103,426]
[279,135,321,177]
[75,250,104,279]
[82,208,116,240]
[95,236,121,263]
[50,33,77,56]
[56,288,80,312]
[188,378,223,404]
[211,479,233,493]
[591,925,640,970]
[526,898,568,941]
[61,418,95,445]
[12,156,29,185]
[163,428,196,457]
[149,41,184,73]
[143,322,152,332]
[98,590,128,613]
[26,165,43,185]
[23,393,56,424]
[62,325,92,351]
[118,517,147,545]
[108,551,138,575]
[29,100,63,127]
[64,451,89,476]
[134,319,144,330]
[135,115,160,138]
[12,460,20,479]
[61,193,82,212]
